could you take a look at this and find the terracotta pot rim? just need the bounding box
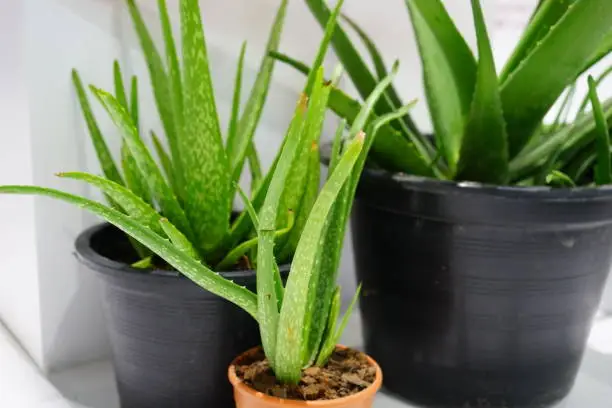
[228,345,382,406]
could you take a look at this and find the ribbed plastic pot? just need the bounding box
[350,169,612,408]
[228,346,382,408]
[75,223,286,408]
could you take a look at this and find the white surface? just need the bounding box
[40,314,612,407]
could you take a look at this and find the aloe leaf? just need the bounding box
[159,218,199,260]
[276,68,330,254]
[545,170,576,187]
[314,286,341,366]
[331,283,361,347]
[510,98,612,179]
[277,142,320,263]
[158,0,183,118]
[235,184,260,230]
[57,171,162,234]
[121,143,152,205]
[271,51,433,176]
[125,0,179,166]
[456,0,508,184]
[247,142,263,193]
[304,0,419,134]
[0,185,258,319]
[501,0,612,158]
[217,210,294,271]
[132,256,153,269]
[227,42,247,153]
[588,76,612,185]
[577,65,612,115]
[91,86,195,242]
[581,31,612,75]
[71,70,123,186]
[500,0,577,84]
[229,0,288,186]
[151,131,175,189]
[550,83,577,133]
[130,76,139,130]
[113,61,129,110]
[404,0,477,172]
[329,119,346,173]
[257,94,309,370]
[275,134,364,384]
[179,0,232,252]
[340,14,406,116]
[303,0,344,95]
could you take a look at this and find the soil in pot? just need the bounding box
[235,347,376,401]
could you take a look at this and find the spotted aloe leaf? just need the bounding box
[256,94,309,370]
[179,0,232,252]
[90,87,195,245]
[588,76,612,186]
[274,133,364,384]
[0,186,258,319]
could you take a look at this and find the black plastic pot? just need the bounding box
[76,223,284,408]
[351,169,612,408]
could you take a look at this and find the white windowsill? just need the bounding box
[1,313,612,408]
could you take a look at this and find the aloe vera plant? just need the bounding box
[69,0,321,270]
[0,0,413,382]
[275,0,612,187]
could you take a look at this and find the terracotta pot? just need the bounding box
[228,346,383,408]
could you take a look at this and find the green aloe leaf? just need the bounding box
[329,119,346,173]
[581,31,612,76]
[179,0,232,252]
[588,76,612,185]
[340,14,405,115]
[304,0,419,134]
[125,0,179,167]
[501,0,612,157]
[256,94,308,370]
[229,0,288,186]
[456,0,508,184]
[277,141,320,263]
[227,42,247,153]
[121,143,152,205]
[151,131,175,189]
[91,86,195,243]
[270,51,432,176]
[159,218,199,260]
[577,65,612,114]
[404,0,477,172]
[71,69,123,186]
[500,0,577,84]
[275,134,364,384]
[276,68,330,256]
[217,210,294,271]
[0,186,257,319]
[113,61,129,109]
[247,143,263,193]
[57,171,162,234]
[314,286,341,366]
[130,76,139,130]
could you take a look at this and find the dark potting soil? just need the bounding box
[235,347,376,401]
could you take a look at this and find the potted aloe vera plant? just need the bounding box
[272,0,612,407]
[22,0,323,406]
[0,7,411,401]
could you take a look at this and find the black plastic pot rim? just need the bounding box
[75,223,286,281]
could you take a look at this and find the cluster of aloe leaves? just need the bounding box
[65,0,316,270]
[0,0,415,382]
[274,0,612,187]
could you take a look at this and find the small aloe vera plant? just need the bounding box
[67,0,318,270]
[0,0,413,382]
[276,0,612,187]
